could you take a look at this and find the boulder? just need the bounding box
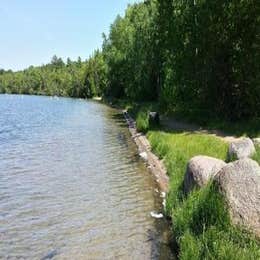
[184,156,227,193]
[215,158,260,237]
[228,138,255,160]
[149,112,160,126]
[253,138,260,148]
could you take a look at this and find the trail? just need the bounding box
[160,116,240,143]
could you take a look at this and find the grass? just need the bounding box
[170,109,260,138]
[147,131,228,212]
[109,98,260,138]
[136,109,150,133]
[118,101,158,133]
[252,147,260,164]
[147,130,260,259]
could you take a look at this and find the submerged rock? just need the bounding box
[41,250,58,260]
[228,138,255,160]
[184,155,226,193]
[160,192,166,198]
[215,158,260,237]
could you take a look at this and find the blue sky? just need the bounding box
[0,0,139,71]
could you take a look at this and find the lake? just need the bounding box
[0,95,173,259]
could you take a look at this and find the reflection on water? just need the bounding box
[0,95,174,259]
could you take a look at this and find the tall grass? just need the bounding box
[252,147,260,164]
[148,131,228,212]
[147,130,260,259]
[136,109,150,133]
[127,102,158,133]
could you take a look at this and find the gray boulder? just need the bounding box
[149,112,160,126]
[228,138,255,160]
[253,138,260,148]
[215,158,260,237]
[184,156,226,193]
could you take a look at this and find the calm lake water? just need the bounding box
[0,95,173,259]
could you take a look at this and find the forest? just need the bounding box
[0,0,259,121]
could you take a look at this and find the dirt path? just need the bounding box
[160,116,240,143]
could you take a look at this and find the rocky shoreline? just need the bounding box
[123,110,169,193]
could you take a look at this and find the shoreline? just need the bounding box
[123,110,169,193]
[122,109,176,258]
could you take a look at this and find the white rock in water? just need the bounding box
[150,211,163,219]
[139,152,148,161]
[162,199,166,209]
[160,192,166,198]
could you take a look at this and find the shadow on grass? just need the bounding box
[167,110,260,138]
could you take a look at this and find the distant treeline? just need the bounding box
[0,53,106,98]
[0,0,259,121]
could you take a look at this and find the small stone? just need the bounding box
[150,211,163,219]
[160,192,166,198]
[139,152,148,161]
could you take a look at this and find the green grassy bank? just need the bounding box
[123,103,260,259]
[148,131,259,259]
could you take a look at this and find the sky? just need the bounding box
[0,0,139,71]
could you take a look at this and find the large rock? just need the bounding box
[253,138,260,148]
[228,138,255,160]
[149,112,160,126]
[184,156,227,193]
[215,158,260,237]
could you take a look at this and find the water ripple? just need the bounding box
[0,95,173,259]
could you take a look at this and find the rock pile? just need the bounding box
[184,137,260,237]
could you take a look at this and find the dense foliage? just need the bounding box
[0,0,259,121]
[101,0,259,120]
[157,0,259,121]
[102,1,160,101]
